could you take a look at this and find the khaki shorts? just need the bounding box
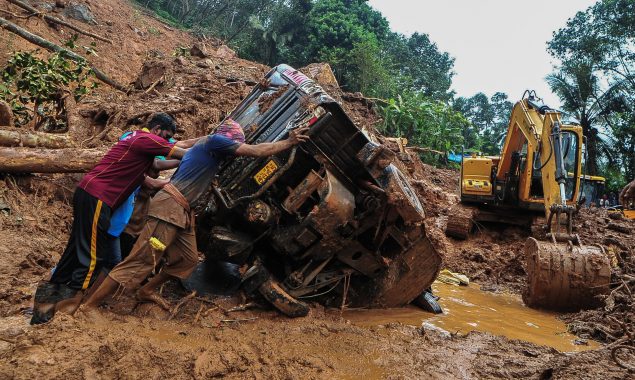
[109,216,198,290]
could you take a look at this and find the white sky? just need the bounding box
[367,0,598,107]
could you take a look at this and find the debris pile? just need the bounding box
[564,208,635,344]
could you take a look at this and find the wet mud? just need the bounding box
[345,282,599,353]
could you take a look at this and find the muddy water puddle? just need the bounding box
[344,282,599,352]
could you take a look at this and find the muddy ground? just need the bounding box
[0,172,631,379]
[1,0,634,378]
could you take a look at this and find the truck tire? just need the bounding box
[351,231,442,308]
[258,278,309,318]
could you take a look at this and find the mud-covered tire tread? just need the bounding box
[258,278,309,318]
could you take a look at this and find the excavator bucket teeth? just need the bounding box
[523,237,611,311]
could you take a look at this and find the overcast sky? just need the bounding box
[367,0,598,107]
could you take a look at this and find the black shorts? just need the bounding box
[50,187,112,290]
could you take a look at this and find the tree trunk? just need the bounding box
[6,0,112,44]
[0,100,13,126]
[584,124,599,176]
[0,147,104,173]
[0,129,71,149]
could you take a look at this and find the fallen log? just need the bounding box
[5,0,112,44]
[0,147,104,173]
[608,222,632,234]
[0,129,71,148]
[0,16,126,91]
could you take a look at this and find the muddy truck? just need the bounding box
[191,64,442,317]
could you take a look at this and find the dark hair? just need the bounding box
[148,112,176,133]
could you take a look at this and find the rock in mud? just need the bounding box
[63,3,96,25]
[213,45,236,59]
[134,61,168,90]
[190,43,209,58]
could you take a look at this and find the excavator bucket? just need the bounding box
[523,237,611,311]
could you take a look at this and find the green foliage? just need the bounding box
[601,165,627,193]
[136,0,455,102]
[172,45,190,57]
[348,37,397,98]
[453,92,513,155]
[147,26,162,36]
[382,32,455,101]
[292,0,390,92]
[378,92,473,166]
[547,0,635,184]
[0,46,97,130]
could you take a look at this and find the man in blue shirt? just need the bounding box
[83,119,308,312]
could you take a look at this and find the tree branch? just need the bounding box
[4,0,112,44]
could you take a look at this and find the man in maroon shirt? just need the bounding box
[31,113,194,324]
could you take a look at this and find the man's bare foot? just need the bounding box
[136,290,171,311]
[54,291,84,315]
[75,304,105,322]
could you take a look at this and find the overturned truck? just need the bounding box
[194,65,441,316]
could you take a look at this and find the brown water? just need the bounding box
[344,282,599,352]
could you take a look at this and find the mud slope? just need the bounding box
[0,0,196,86]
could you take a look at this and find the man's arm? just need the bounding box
[235,127,309,157]
[152,159,180,171]
[175,137,204,149]
[166,146,187,160]
[143,176,170,190]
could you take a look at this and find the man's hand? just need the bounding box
[143,176,170,191]
[235,126,310,157]
[288,126,310,145]
[175,136,205,149]
[619,179,635,206]
[153,159,180,172]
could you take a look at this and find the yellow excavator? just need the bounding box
[446,91,611,311]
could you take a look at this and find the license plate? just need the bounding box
[254,160,278,185]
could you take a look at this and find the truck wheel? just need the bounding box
[258,278,309,318]
[351,233,442,308]
[412,290,443,314]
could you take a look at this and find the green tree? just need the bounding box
[288,0,390,90]
[453,92,512,155]
[548,0,635,183]
[382,32,455,101]
[379,91,473,165]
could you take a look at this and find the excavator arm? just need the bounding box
[496,93,583,240]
